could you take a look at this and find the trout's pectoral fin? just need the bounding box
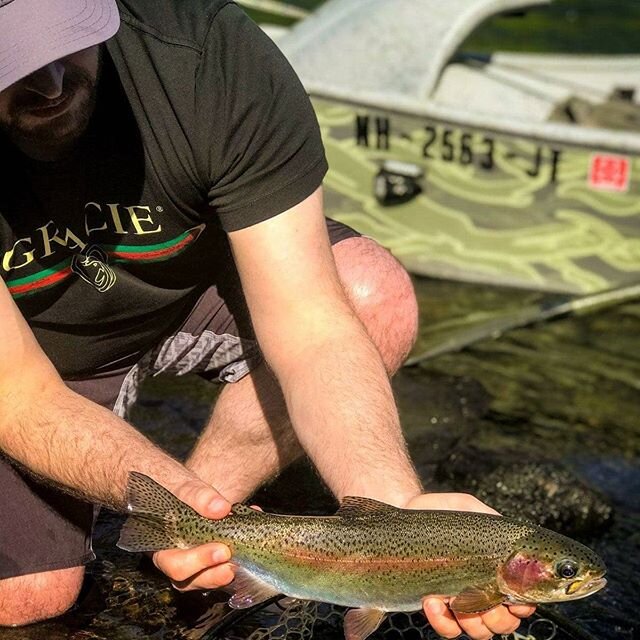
[450,583,504,614]
[344,608,386,640]
[228,566,281,609]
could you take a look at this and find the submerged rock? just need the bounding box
[436,446,614,538]
[394,369,492,465]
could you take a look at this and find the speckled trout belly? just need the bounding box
[118,473,606,640]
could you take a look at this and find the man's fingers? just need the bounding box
[480,605,523,636]
[508,604,537,618]
[175,480,231,519]
[455,612,495,640]
[148,478,233,590]
[153,543,231,583]
[172,563,236,592]
[423,598,530,640]
[423,598,462,639]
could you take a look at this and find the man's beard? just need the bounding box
[2,58,100,153]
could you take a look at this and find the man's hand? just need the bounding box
[152,480,235,591]
[404,493,536,640]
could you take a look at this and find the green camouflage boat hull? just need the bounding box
[315,98,640,294]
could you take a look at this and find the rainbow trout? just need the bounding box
[118,473,606,640]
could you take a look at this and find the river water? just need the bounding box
[1,277,637,640]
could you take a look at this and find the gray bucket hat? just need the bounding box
[0,0,120,93]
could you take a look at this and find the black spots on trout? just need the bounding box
[232,503,265,516]
[336,496,396,517]
[118,473,201,552]
[126,472,181,516]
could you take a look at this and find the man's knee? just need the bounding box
[332,236,418,374]
[0,566,84,626]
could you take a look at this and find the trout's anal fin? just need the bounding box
[451,582,504,614]
[336,496,398,517]
[228,566,281,609]
[344,608,386,640]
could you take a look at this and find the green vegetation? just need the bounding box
[461,0,640,54]
[248,0,640,54]
[247,0,640,53]
[241,0,324,25]
[282,0,324,9]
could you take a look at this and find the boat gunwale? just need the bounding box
[308,86,640,154]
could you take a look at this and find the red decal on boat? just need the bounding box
[589,154,631,192]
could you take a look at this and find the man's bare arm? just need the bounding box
[228,188,535,638]
[0,278,236,589]
[228,187,422,506]
[0,278,225,511]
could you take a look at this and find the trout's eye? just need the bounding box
[556,559,579,580]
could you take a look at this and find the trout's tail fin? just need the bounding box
[117,471,199,552]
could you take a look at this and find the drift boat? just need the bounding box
[267,0,640,294]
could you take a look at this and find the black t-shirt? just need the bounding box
[0,0,327,377]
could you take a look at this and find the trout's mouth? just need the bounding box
[565,576,607,598]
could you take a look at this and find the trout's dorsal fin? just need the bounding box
[344,608,386,640]
[451,582,504,613]
[228,566,281,609]
[336,496,397,517]
[231,503,264,516]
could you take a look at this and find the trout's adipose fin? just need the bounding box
[228,566,281,609]
[336,496,398,517]
[344,607,386,640]
[231,503,265,516]
[451,582,504,613]
[117,472,199,552]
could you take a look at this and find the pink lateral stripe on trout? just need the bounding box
[117,472,606,640]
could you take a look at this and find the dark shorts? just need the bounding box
[0,219,360,580]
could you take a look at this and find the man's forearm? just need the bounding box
[278,321,423,506]
[2,376,198,510]
[228,188,421,506]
